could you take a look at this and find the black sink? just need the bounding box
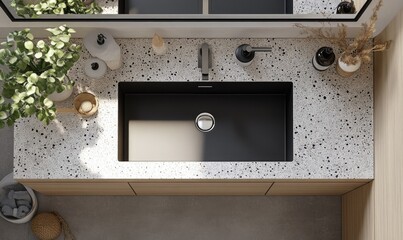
[118,82,293,162]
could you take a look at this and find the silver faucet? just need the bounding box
[198,43,212,81]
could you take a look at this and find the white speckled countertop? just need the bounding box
[14,38,373,180]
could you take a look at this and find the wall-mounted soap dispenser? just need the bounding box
[235,44,272,67]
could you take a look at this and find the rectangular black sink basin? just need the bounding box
[118,82,293,162]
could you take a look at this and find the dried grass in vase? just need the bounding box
[296,0,391,66]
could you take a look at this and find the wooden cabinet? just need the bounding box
[129,182,273,196]
[342,182,374,240]
[20,182,135,196]
[267,182,366,196]
[19,180,370,196]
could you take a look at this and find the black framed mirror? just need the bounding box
[0,0,372,22]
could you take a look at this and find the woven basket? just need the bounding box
[31,213,61,240]
[31,212,76,240]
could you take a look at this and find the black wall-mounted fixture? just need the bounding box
[0,0,373,22]
[235,44,272,66]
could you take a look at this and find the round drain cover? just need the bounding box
[195,112,215,132]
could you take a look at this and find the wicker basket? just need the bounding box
[56,92,99,117]
[31,213,61,240]
[31,212,75,240]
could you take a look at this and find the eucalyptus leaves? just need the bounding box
[11,0,102,18]
[0,25,81,127]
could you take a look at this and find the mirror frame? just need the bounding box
[0,0,372,22]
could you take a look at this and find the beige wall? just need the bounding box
[373,8,403,240]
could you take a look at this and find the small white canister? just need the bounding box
[84,58,107,80]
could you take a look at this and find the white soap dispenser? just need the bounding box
[84,58,107,80]
[83,30,122,70]
[312,47,336,71]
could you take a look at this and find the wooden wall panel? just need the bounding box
[343,9,403,240]
[373,9,403,240]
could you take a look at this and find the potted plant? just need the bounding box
[11,0,102,18]
[297,0,390,77]
[0,25,81,128]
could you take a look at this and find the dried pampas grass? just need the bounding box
[296,0,391,65]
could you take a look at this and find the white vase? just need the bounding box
[48,87,73,102]
[336,56,362,78]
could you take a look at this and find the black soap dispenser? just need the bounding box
[336,1,356,14]
[312,47,336,71]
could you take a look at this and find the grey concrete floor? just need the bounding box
[0,126,341,240]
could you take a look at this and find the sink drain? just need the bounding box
[195,113,215,133]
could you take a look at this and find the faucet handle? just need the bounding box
[244,45,272,53]
[235,44,272,67]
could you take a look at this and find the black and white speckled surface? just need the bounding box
[14,38,373,180]
[294,0,341,14]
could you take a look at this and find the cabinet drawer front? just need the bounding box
[22,182,135,196]
[130,182,273,195]
[267,182,366,196]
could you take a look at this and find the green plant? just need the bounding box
[11,0,102,18]
[0,25,81,127]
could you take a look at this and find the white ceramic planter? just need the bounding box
[48,87,73,102]
[0,173,38,224]
[336,57,362,78]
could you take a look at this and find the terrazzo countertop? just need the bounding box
[14,38,373,180]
